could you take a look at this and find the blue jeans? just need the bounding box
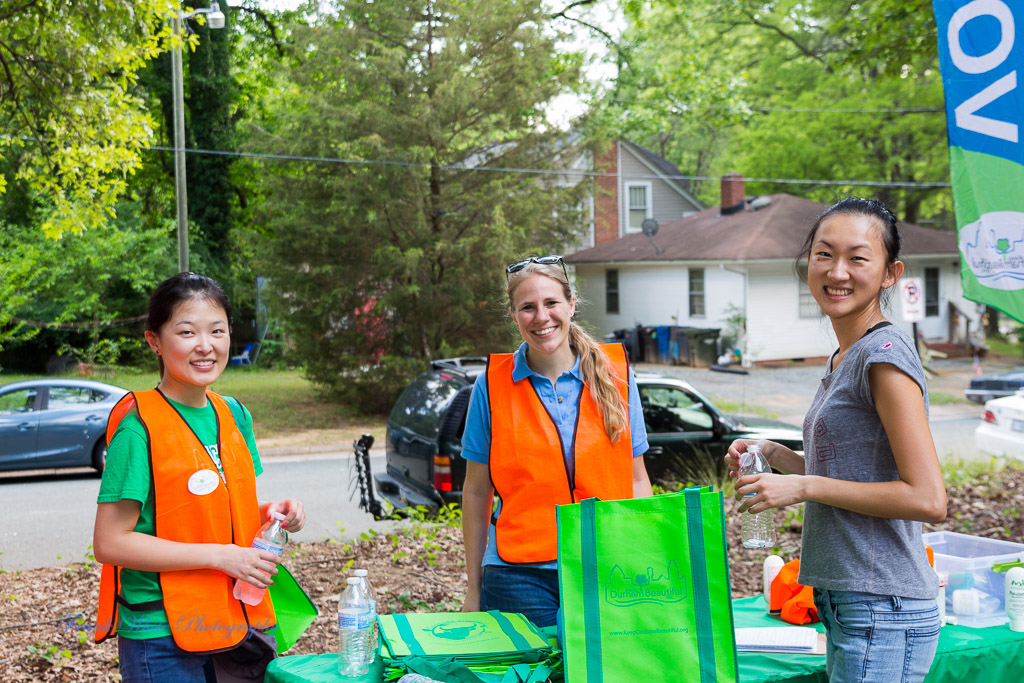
[813,589,940,683]
[118,635,216,683]
[480,566,560,627]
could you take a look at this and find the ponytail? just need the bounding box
[569,323,628,443]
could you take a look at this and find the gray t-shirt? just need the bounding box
[799,323,939,600]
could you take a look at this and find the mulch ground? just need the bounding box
[3,467,1023,681]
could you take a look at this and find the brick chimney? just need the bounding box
[720,172,745,215]
[594,141,619,244]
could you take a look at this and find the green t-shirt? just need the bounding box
[96,394,263,640]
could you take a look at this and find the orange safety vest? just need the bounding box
[488,343,634,564]
[95,389,276,653]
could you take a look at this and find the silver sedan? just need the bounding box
[0,379,128,474]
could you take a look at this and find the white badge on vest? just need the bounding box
[188,469,220,496]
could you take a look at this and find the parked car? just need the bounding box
[372,358,804,512]
[965,367,1024,404]
[0,379,128,474]
[975,391,1024,460]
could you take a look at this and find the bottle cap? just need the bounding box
[354,569,368,577]
[347,577,361,585]
[1010,617,1024,632]
[271,511,286,521]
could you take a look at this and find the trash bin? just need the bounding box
[655,326,672,364]
[607,327,643,363]
[683,328,721,368]
[640,327,659,364]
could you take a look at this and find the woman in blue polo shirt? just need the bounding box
[460,255,653,627]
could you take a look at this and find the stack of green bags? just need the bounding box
[377,611,558,683]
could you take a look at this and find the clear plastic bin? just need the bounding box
[923,531,1024,628]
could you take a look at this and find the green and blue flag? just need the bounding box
[933,0,1024,322]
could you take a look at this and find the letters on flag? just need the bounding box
[933,0,1024,322]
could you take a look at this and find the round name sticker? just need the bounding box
[188,469,220,496]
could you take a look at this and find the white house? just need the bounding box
[566,174,979,364]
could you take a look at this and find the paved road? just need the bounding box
[0,357,997,571]
[0,451,397,571]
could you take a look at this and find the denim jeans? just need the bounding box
[813,589,940,683]
[118,635,216,683]
[480,565,560,627]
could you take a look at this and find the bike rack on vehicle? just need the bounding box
[351,433,388,521]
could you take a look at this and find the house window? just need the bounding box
[689,268,705,317]
[626,183,651,233]
[925,267,939,317]
[798,265,821,318]
[606,269,619,314]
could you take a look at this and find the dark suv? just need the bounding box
[372,358,804,512]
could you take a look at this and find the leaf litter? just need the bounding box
[2,466,1023,681]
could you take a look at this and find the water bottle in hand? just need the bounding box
[338,576,373,677]
[354,568,379,663]
[739,443,776,549]
[233,511,287,606]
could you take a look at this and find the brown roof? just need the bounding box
[567,194,958,263]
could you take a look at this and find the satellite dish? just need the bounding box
[640,218,663,255]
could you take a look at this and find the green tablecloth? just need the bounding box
[266,597,1024,683]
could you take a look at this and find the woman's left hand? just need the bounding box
[263,499,306,533]
[735,473,806,513]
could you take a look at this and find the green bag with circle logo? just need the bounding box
[556,487,738,683]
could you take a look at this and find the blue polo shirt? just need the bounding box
[461,342,649,568]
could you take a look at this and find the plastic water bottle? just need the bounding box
[338,576,372,677]
[233,511,287,605]
[354,568,378,662]
[740,443,776,549]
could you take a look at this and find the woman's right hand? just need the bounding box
[726,439,760,478]
[216,544,281,588]
[726,439,778,478]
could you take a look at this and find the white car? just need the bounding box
[975,391,1024,460]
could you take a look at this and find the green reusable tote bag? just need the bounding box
[268,563,319,655]
[557,487,738,683]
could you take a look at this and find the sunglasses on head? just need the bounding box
[506,255,568,282]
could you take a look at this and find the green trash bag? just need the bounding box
[556,487,738,683]
[268,563,319,655]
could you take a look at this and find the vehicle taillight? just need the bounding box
[433,454,452,492]
[983,410,997,424]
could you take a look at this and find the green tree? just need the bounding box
[256,0,590,406]
[598,0,951,224]
[0,0,176,238]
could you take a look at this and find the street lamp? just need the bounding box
[171,1,226,273]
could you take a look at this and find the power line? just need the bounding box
[144,144,951,188]
[610,99,946,114]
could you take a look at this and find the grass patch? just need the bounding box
[707,397,779,419]
[985,337,1024,359]
[941,456,1014,488]
[930,390,970,406]
[0,367,385,439]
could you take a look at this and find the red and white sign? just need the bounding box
[899,277,925,323]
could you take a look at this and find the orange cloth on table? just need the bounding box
[769,558,819,625]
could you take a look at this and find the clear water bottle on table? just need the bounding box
[354,568,379,663]
[234,511,287,605]
[740,443,776,549]
[338,576,373,677]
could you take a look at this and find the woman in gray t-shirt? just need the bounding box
[725,198,946,683]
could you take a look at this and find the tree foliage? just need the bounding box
[0,0,179,238]
[598,0,951,225]
[256,0,591,404]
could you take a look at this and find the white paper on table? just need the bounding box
[735,627,820,653]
